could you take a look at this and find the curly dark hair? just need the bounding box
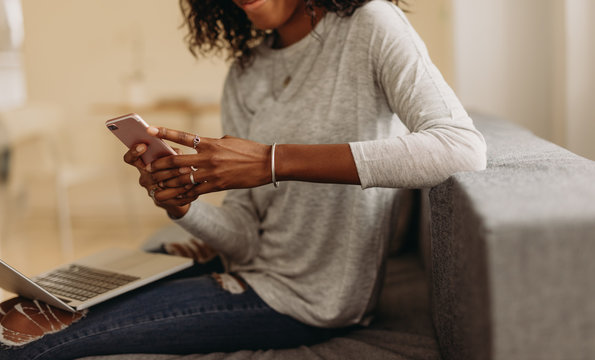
[179,0,404,68]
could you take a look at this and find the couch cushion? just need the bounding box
[79,253,439,360]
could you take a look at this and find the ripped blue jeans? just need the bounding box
[0,259,339,360]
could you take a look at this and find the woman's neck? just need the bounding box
[274,7,325,48]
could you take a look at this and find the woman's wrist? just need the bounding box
[165,204,190,219]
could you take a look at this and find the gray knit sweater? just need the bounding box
[175,0,486,328]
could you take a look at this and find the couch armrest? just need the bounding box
[429,115,595,360]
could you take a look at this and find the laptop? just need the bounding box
[0,248,193,312]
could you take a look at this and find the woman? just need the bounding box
[0,0,486,358]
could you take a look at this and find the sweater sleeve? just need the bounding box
[174,64,261,264]
[349,2,486,189]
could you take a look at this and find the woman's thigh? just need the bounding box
[0,274,335,360]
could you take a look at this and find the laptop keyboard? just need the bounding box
[34,264,140,302]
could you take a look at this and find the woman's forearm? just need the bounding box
[274,144,361,185]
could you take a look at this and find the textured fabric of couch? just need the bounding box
[429,115,595,360]
[80,114,595,360]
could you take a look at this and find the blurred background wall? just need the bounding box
[453,0,595,160]
[20,0,228,164]
[0,0,593,268]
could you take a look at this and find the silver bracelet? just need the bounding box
[271,143,279,188]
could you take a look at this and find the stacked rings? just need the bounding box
[191,134,200,185]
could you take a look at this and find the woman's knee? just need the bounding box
[0,297,85,347]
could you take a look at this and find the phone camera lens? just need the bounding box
[107,124,118,130]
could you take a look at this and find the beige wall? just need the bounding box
[407,0,454,88]
[21,0,229,166]
[453,0,556,140]
[563,0,595,160]
[15,0,232,219]
[452,0,595,160]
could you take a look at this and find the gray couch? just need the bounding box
[82,114,595,360]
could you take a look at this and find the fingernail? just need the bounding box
[185,184,193,190]
[147,126,159,136]
[159,181,165,188]
[145,163,152,172]
[136,144,146,153]
[179,167,190,174]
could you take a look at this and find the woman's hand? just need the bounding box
[123,143,197,218]
[126,125,360,209]
[144,127,272,196]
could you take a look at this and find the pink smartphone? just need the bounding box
[105,113,177,164]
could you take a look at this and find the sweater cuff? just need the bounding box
[349,142,374,189]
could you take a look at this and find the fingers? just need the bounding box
[122,140,196,208]
[164,243,193,258]
[124,144,161,195]
[160,171,205,188]
[147,183,197,209]
[148,126,197,148]
[190,239,218,263]
[151,167,192,184]
[123,144,147,169]
[145,154,202,173]
[158,194,199,208]
[143,134,269,198]
[149,187,186,202]
[163,239,217,263]
[149,186,199,206]
[177,181,217,198]
[144,169,199,208]
[149,177,216,205]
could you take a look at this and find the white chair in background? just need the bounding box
[0,103,108,259]
[0,104,69,255]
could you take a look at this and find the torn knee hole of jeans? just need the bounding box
[0,299,87,347]
[212,273,246,294]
